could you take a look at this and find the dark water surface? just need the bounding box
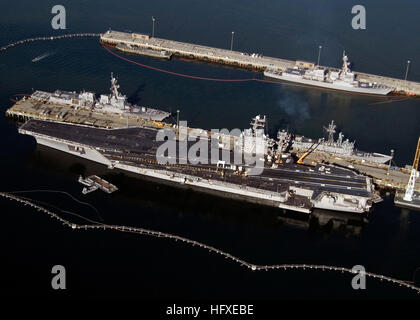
[1,0,420,300]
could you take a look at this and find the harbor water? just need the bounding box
[1,0,420,300]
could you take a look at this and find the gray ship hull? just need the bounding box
[24,128,310,213]
[18,120,379,215]
[264,71,393,95]
[292,140,392,164]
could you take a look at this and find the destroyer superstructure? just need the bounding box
[264,52,393,95]
[29,73,170,121]
[285,120,392,164]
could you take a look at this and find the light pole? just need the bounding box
[230,31,235,51]
[317,45,322,66]
[152,16,156,38]
[176,109,180,128]
[387,149,394,177]
[176,109,180,136]
[404,60,411,81]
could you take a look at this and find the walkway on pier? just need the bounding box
[101,30,294,71]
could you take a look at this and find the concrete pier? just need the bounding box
[101,30,294,71]
[5,96,237,148]
[100,30,420,96]
[394,190,420,211]
[298,150,420,193]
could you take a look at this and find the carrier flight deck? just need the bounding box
[19,118,379,214]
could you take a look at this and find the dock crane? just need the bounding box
[297,139,324,165]
[403,137,420,202]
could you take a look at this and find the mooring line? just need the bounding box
[103,46,256,82]
[13,193,103,225]
[6,189,103,222]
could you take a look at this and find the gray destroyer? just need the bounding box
[30,73,170,121]
[264,52,393,95]
[281,120,393,164]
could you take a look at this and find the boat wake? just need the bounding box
[31,51,56,63]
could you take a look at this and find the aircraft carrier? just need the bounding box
[17,116,381,215]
